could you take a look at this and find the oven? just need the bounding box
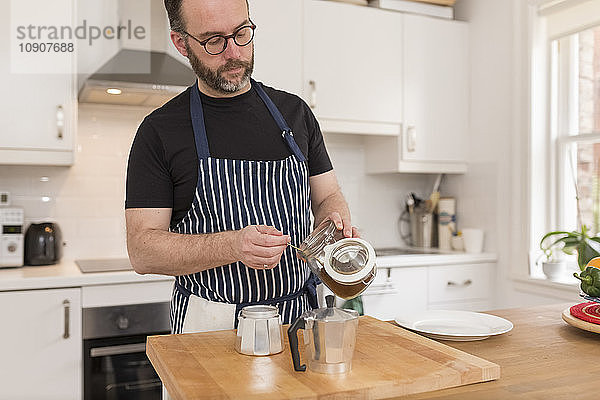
[82,302,170,400]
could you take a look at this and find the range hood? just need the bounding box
[78,49,196,107]
[78,0,196,107]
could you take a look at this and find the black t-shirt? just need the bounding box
[125,82,333,228]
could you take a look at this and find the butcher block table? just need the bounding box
[147,303,599,399]
[402,303,600,400]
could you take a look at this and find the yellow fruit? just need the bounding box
[585,257,600,269]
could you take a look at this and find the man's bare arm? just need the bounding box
[309,170,359,238]
[126,208,290,275]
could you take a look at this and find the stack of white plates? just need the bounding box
[395,310,513,341]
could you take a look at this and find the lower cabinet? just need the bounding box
[362,266,428,321]
[362,263,494,320]
[427,263,494,311]
[0,288,82,400]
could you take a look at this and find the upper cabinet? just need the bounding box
[250,0,303,95]
[365,13,469,174]
[0,1,76,166]
[250,0,469,174]
[302,1,403,136]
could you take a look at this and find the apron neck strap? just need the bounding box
[190,82,211,160]
[251,79,307,162]
[251,78,291,132]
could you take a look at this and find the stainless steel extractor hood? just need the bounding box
[78,49,196,107]
[78,0,196,107]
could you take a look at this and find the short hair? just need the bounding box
[164,0,250,32]
[164,0,185,32]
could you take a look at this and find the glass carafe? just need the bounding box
[296,220,377,299]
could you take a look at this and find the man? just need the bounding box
[125,0,357,334]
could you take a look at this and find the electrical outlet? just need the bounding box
[0,192,10,206]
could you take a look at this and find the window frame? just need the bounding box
[529,2,600,278]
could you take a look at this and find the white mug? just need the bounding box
[461,228,484,253]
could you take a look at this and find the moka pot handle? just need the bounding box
[287,316,306,372]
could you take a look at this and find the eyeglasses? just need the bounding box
[181,23,256,56]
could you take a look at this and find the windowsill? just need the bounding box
[528,269,580,285]
[511,272,582,301]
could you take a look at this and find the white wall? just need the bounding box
[0,105,434,260]
[450,0,580,307]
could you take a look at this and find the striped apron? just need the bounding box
[169,79,318,334]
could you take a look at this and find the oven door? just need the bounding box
[82,302,170,400]
[84,333,168,400]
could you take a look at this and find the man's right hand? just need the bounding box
[234,225,290,270]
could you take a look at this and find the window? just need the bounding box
[530,0,600,278]
[554,26,600,234]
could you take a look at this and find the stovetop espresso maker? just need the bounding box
[288,295,359,374]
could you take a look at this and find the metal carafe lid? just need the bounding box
[323,238,376,284]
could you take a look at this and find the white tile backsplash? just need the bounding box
[323,133,434,247]
[0,104,436,259]
[0,104,151,260]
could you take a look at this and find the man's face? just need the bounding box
[181,0,254,95]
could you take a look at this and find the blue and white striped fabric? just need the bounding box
[169,80,314,334]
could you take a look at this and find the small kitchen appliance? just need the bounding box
[24,222,63,266]
[288,295,359,374]
[295,220,377,299]
[0,207,24,268]
[235,305,283,356]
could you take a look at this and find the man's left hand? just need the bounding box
[326,212,360,238]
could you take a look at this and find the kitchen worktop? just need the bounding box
[403,303,600,399]
[0,259,173,291]
[375,250,497,267]
[147,303,598,399]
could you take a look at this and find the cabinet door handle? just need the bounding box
[63,299,70,339]
[308,80,317,109]
[56,105,64,140]
[447,279,472,287]
[406,125,416,152]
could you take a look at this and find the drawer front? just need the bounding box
[428,300,492,312]
[82,280,174,308]
[428,264,492,304]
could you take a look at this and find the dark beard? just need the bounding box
[185,40,254,94]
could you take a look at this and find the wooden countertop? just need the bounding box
[402,303,600,399]
[148,303,600,399]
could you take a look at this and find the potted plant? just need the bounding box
[540,225,600,274]
[538,238,566,280]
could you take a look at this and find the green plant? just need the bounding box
[540,225,600,271]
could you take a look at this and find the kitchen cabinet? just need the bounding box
[365,14,469,173]
[250,0,303,95]
[427,263,493,311]
[0,288,81,400]
[0,1,77,166]
[362,266,428,321]
[362,263,494,319]
[302,0,403,135]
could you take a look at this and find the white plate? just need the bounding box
[394,310,513,341]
